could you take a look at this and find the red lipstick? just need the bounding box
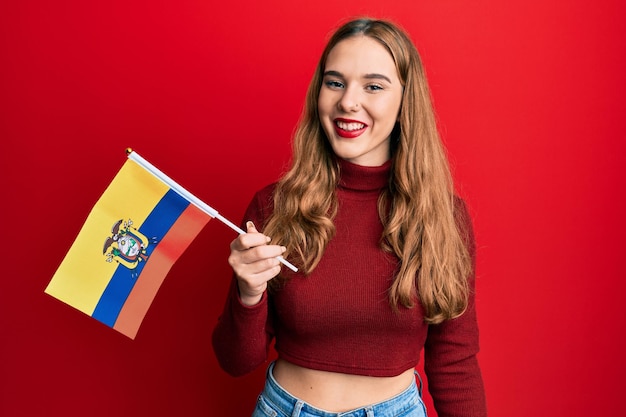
[333,118,368,138]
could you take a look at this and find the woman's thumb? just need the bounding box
[245,221,257,232]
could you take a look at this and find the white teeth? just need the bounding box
[336,121,365,131]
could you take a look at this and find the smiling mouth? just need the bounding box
[335,120,366,131]
[333,119,368,138]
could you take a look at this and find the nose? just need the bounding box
[338,85,360,113]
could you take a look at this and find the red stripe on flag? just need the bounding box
[113,204,210,339]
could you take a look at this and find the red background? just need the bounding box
[2,1,624,416]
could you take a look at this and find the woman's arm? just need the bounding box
[424,198,487,417]
[211,187,281,377]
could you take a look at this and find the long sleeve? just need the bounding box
[211,278,273,376]
[211,187,276,377]
[424,198,487,416]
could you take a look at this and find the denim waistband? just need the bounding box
[260,362,423,417]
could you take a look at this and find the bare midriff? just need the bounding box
[272,359,416,412]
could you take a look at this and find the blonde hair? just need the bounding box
[263,18,472,324]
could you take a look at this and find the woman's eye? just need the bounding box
[366,84,383,92]
[324,80,344,89]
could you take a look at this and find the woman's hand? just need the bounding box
[228,221,285,306]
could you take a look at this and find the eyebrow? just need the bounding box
[323,70,393,84]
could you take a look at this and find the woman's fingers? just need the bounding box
[229,244,286,276]
[235,244,286,265]
[230,234,268,252]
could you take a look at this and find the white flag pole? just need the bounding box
[126,148,298,272]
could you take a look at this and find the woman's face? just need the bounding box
[318,35,403,166]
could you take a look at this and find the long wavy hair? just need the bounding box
[263,18,471,324]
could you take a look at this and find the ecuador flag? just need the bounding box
[45,150,211,339]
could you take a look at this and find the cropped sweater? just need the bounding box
[212,159,487,417]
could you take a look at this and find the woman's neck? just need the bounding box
[337,157,391,192]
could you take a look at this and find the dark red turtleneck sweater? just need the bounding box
[212,159,487,417]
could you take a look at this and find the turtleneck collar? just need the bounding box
[337,157,391,193]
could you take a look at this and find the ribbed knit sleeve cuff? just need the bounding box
[228,277,269,321]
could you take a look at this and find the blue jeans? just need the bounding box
[252,362,427,417]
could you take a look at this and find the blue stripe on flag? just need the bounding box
[92,189,189,327]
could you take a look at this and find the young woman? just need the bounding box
[212,17,487,417]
